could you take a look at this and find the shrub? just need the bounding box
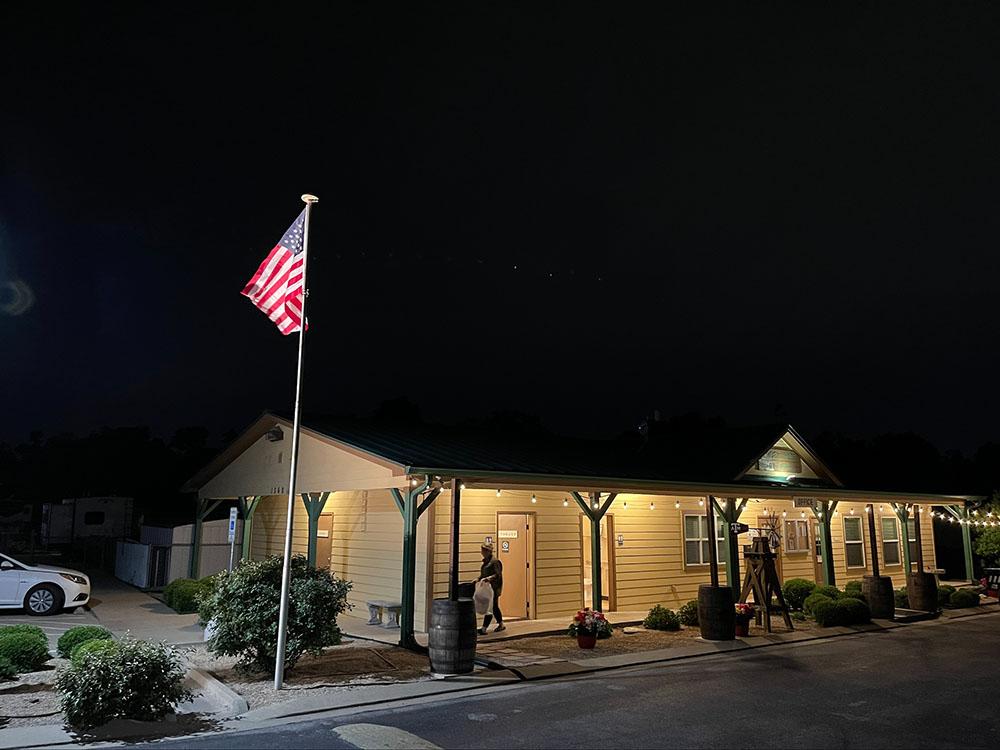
[782,578,817,610]
[949,589,980,609]
[163,578,214,614]
[678,599,699,626]
[894,588,909,608]
[0,655,15,681]
[803,592,833,615]
[814,597,871,627]
[814,585,841,600]
[70,638,116,667]
[56,638,191,729]
[199,554,352,673]
[0,630,50,672]
[812,598,843,627]
[843,580,864,600]
[791,611,807,622]
[57,626,113,659]
[838,597,872,624]
[643,605,681,631]
[1,624,48,644]
[937,584,956,608]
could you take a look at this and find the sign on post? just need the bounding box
[730,522,749,535]
[228,506,238,571]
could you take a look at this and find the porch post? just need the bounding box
[238,495,262,562]
[301,492,331,567]
[912,504,925,571]
[892,503,912,573]
[449,479,462,601]
[190,498,221,578]
[812,500,838,586]
[392,477,430,650]
[571,491,616,612]
[715,497,745,598]
[866,504,880,577]
[942,504,975,582]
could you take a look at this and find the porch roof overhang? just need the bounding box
[402,466,981,506]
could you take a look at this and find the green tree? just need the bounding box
[972,493,1000,567]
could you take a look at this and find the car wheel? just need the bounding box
[25,584,63,616]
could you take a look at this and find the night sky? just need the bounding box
[2,4,998,452]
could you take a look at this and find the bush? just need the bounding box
[57,626,113,659]
[0,655,15,681]
[812,598,843,627]
[163,577,214,614]
[791,611,807,622]
[782,578,817,610]
[0,630,50,673]
[937,584,956,608]
[199,554,352,673]
[838,597,871,624]
[814,597,871,627]
[1,624,48,644]
[803,592,833,615]
[56,638,191,729]
[70,638,116,667]
[814,585,841,600]
[949,589,980,609]
[678,599,699,626]
[843,580,864,600]
[644,605,681,631]
[894,588,909,608]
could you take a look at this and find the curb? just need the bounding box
[184,668,250,718]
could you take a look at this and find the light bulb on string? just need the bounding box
[562,498,568,507]
[650,502,655,510]
[850,508,855,515]
[460,483,466,491]
[674,500,680,509]
[623,501,628,510]
[698,499,705,507]
[782,510,787,517]
[531,494,537,504]
[496,489,501,497]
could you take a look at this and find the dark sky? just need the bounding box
[2,4,998,452]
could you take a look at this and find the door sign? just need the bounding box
[228,507,238,543]
[498,529,518,538]
[501,540,511,552]
[617,534,624,547]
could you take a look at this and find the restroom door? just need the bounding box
[315,513,334,570]
[497,513,535,619]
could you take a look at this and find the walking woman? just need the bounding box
[477,543,505,634]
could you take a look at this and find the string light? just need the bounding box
[410,478,418,487]
[531,494,537,504]
[496,489,502,497]
[865,506,871,513]
[801,511,806,518]
[650,502,656,510]
[460,483,466,490]
[622,500,628,510]
[850,508,855,515]
[698,499,705,507]
[782,510,787,517]
[563,498,568,507]
[674,500,680,509]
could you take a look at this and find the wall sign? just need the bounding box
[498,529,518,539]
[794,498,817,509]
[617,534,624,547]
[501,540,511,552]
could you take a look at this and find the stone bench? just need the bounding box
[366,600,402,628]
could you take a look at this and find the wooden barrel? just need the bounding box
[698,584,735,641]
[862,575,895,619]
[906,572,938,612]
[428,598,477,675]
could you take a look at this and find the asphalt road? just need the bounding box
[143,614,999,749]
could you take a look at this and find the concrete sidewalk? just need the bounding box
[86,572,204,644]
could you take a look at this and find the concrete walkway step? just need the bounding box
[893,608,939,623]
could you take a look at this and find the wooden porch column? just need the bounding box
[190,498,222,578]
[301,492,331,567]
[866,504,880,577]
[449,479,462,601]
[942,504,975,582]
[892,503,912,573]
[714,497,748,598]
[571,491,617,612]
[812,500,838,586]
[392,477,439,650]
[912,505,925,571]
[237,495,262,562]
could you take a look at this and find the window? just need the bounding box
[784,519,810,552]
[683,514,725,566]
[83,511,105,526]
[881,517,901,566]
[843,516,865,568]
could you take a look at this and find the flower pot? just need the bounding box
[734,619,749,637]
[577,633,597,649]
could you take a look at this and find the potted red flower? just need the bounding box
[567,608,612,648]
[734,603,755,637]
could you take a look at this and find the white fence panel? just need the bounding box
[115,540,151,588]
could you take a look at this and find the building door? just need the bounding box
[582,514,616,611]
[315,513,334,570]
[812,519,825,583]
[497,513,534,619]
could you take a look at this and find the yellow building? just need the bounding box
[184,413,977,646]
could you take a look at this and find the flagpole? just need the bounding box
[273,193,318,690]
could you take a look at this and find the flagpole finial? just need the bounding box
[301,194,319,204]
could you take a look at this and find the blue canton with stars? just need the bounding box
[279,209,307,254]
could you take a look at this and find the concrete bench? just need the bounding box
[366,600,402,628]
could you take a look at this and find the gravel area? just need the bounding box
[494,618,819,660]
[0,660,66,729]
[182,639,431,711]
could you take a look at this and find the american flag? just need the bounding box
[241,209,308,335]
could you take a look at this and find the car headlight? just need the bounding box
[59,573,87,585]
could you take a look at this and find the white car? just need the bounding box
[0,553,91,615]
